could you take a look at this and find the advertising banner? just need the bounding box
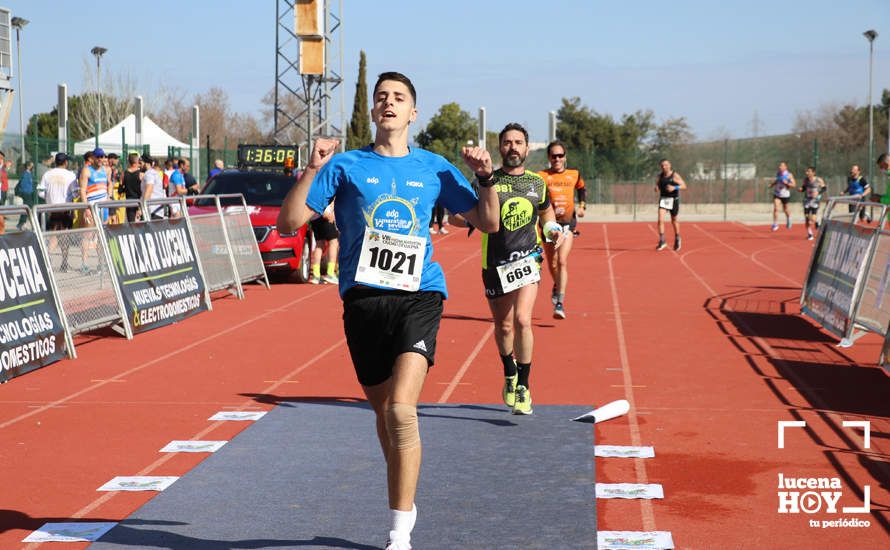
[105,219,208,334]
[801,220,875,338]
[0,231,68,383]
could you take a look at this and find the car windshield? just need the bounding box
[195,172,296,207]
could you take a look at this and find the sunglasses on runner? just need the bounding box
[549,153,565,159]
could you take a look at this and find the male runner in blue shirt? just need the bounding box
[278,71,499,549]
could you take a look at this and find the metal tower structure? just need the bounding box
[274,0,345,159]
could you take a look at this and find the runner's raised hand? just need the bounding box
[308,138,340,170]
[461,146,493,178]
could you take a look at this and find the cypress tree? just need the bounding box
[346,51,372,150]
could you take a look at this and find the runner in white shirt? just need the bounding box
[769,161,796,231]
[140,156,167,219]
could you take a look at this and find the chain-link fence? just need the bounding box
[556,137,882,206]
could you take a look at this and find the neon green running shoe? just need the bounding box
[502,374,518,407]
[512,385,533,415]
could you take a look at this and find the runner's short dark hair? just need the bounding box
[878,152,889,165]
[547,140,567,156]
[499,123,529,144]
[806,166,816,172]
[374,72,416,104]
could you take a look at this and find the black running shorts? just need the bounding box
[658,196,680,217]
[47,211,73,230]
[310,217,339,241]
[342,288,443,386]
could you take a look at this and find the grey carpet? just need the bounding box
[90,401,596,549]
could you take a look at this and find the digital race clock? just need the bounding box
[237,144,298,167]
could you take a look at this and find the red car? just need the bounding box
[191,170,313,282]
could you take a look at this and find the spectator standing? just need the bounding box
[141,156,166,219]
[207,158,224,182]
[0,150,8,205]
[122,153,144,222]
[168,159,187,217]
[181,158,200,195]
[38,153,77,270]
[15,162,35,230]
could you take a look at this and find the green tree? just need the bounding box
[26,111,57,139]
[346,50,372,150]
[555,97,693,179]
[415,102,477,168]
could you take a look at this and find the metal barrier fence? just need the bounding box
[34,202,130,338]
[2,193,269,382]
[172,195,245,298]
[801,198,890,362]
[211,194,269,288]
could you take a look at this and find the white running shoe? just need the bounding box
[771,224,779,232]
[322,274,339,285]
[384,539,412,550]
[438,226,449,235]
[429,226,438,235]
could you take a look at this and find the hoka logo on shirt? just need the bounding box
[501,197,534,231]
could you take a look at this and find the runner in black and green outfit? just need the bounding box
[477,123,563,415]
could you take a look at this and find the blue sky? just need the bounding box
[3,0,890,142]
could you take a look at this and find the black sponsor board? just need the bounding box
[0,231,68,383]
[105,218,208,334]
[802,219,876,338]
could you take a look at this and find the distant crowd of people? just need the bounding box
[0,149,232,235]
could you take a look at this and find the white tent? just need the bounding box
[73,114,190,157]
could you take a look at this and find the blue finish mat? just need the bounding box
[91,401,596,549]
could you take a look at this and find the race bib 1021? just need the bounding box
[355,228,427,291]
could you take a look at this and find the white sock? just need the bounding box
[389,504,417,542]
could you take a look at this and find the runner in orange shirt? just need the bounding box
[538,140,586,319]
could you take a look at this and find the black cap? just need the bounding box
[54,152,70,165]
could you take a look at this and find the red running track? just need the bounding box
[0,223,887,549]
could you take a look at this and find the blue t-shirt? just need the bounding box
[170,169,186,189]
[306,146,478,298]
[846,176,869,196]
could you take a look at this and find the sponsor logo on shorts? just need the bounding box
[413,340,427,352]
